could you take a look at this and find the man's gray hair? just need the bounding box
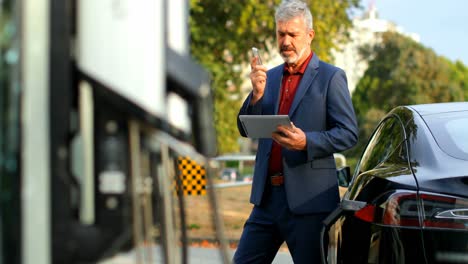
[275,0,313,31]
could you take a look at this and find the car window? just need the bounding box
[423,112,468,160]
[356,116,405,173]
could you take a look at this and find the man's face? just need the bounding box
[276,16,314,65]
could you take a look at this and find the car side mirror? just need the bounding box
[336,166,351,187]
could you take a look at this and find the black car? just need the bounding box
[322,102,468,264]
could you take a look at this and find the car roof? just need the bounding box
[407,102,468,116]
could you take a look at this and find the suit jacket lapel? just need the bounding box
[289,54,320,117]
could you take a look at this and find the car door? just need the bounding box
[332,114,425,264]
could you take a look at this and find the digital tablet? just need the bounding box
[239,115,291,138]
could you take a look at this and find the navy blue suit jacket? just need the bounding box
[237,54,358,214]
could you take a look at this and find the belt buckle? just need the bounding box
[270,172,284,186]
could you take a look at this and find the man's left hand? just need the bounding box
[272,122,306,151]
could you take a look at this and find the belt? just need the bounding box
[270,173,284,186]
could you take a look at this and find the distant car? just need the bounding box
[321,102,468,264]
[241,174,253,182]
[220,168,241,182]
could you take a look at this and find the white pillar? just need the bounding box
[22,0,51,263]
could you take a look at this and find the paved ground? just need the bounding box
[191,248,293,264]
[100,246,293,264]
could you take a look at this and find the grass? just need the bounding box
[184,184,253,243]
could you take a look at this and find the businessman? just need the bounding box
[233,0,358,263]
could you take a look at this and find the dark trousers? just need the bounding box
[233,184,327,264]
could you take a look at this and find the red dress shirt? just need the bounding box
[267,52,313,175]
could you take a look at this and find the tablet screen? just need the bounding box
[239,115,291,138]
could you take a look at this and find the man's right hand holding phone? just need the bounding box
[250,48,267,105]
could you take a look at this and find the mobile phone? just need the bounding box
[252,47,263,65]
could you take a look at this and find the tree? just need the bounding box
[351,31,468,156]
[189,0,360,154]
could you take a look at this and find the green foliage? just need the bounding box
[351,31,468,156]
[189,0,360,154]
[187,223,201,230]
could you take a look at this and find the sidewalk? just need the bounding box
[100,246,293,264]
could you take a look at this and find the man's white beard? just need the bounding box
[281,45,307,64]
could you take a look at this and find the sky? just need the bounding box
[363,0,468,65]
